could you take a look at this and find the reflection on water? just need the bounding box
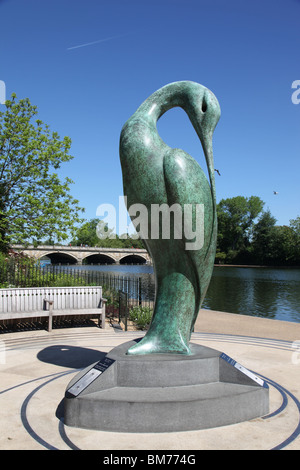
[203,267,300,323]
[62,264,300,323]
[68,264,154,276]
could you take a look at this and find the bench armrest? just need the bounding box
[43,299,54,332]
[44,299,54,311]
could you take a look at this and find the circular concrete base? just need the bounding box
[1,321,300,450]
[64,339,269,433]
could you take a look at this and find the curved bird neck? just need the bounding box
[137,81,199,128]
[134,81,216,200]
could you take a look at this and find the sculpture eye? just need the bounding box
[201,98,207,113]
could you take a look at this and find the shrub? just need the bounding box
[128,306,153,330]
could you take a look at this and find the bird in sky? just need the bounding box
[273,191,278,195]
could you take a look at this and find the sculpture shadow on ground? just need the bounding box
[37,345,106,369]
[37,345,107,422]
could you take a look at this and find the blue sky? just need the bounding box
[0,0,299,236]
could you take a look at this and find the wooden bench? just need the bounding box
[0,286,106,332]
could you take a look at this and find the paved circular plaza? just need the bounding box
[0,310,300,450]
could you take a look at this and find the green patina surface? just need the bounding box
[119,81,221,355]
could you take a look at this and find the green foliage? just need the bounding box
[0,94,84,251]
[217,196,300,266]
[128,306,153,330]
[72,218,102,247]
[251,210,277,264]
[38,273,90,287]
[269,225,297,265]
[71,218,144,249]
[217,196,264,253]
[289,216,300,263]
[215,250,227,264]
[0,261,92,288]
[101,285,119,307]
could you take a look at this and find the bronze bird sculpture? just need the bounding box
[119,81,221,355]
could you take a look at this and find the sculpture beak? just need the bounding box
[200,131,216,200]
[188,90,220,200]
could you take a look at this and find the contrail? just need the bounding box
[67,34,128,51]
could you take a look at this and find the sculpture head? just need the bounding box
[185,82,221,196]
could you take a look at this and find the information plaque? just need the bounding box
[220,353,267,388]
[67,356,115,397]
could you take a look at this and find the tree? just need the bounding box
[289,216,300,264]
[72,218,116,247]
[217,196,264,255]
[270,225,295,265]
[251,210,277,264]
[253,216,300,266]
[0,94,84,251]
[72,218,145,249]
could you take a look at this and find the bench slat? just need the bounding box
[0,308,104,319]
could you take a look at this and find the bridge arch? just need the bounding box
[10,245,151,266]
[119,254,147,265]
[38,251,78,265]
[82,254,116,265]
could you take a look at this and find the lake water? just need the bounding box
[203,266,300,324]
[65,264,300,324]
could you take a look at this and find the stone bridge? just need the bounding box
[11,245,152,266]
